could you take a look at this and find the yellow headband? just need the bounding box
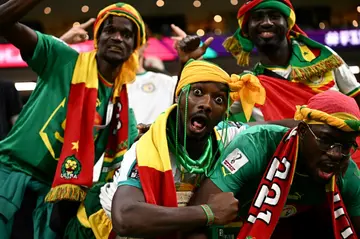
[176,60,230,96]
[176,60,266,122]
[294,105,360,132]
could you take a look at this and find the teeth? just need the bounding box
[110,46,121,50]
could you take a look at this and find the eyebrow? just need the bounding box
[217,84,229,93]
[252,9,281,15]
[104,23,133,32]
[219,88,228,93]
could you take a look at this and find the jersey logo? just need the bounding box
[281,205,297,218]
[222,148,249,174]
[141,83,156,93]
[129,164,140,179]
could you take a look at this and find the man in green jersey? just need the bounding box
[191,91,360,239]
[110,59,252,238]
[0,1,145,238]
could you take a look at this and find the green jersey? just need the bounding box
[211,124,360,218]
[0,32,137,184]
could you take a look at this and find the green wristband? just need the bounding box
[200,204,215,226]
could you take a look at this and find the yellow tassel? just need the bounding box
[45,184,86,203]
[291,55,343,82]
[236,51,250,66]
[223,36,250,66]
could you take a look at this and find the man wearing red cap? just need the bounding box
[173,0,360,164]
[192,90,360,239]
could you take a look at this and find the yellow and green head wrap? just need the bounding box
[176,59,266,122]
[93,2,146,49]
[294,91,360,132]
[223,0,306,66]
[92,2,146,100]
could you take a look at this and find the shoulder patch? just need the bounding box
[222,148,249,174]
[129,164,140,180]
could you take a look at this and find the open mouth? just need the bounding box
[258,31,275,39]
[317,163,339,180]
[108,45,123,53]
[189,114,208,135]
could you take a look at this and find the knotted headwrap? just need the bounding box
[176,59,266,121]
[294,90,360,132]
[238,90,359,239]
[93,2,146,101]
[223,0,303,66]
[223,0,343,82]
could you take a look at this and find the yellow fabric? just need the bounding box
[222,36,245,65]
[230,73,266,122]
[72,50,138,102]
[112,52,138,102]
[288,9,296,30]
[325,176,336,193]
[294,106,359,132]
[176,60,230,96]
[137,105,177,172]
[238,17,245,33]
[89,209,113,239]
[299,44,316,62]
[76,203,91,228]
[72,51,99,89]
[76,205,112,239]
[176,60,266,122]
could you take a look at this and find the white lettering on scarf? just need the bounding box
[333,192,354,239]
[247,156,291,225]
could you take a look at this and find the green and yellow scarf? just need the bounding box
[223,0,343,83]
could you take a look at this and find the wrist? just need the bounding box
[200,204,215,226]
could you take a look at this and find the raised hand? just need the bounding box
[60,18,96,44]
[171,24,214,64]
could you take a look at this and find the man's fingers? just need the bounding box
[171,24,187,38]
[171,36,183,41]
[201,37,214,51]
[80,18,96,29]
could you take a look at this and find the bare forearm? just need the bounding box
[113,203,207,237]
[0,0,43,27]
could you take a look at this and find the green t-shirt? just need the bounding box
[211,124,360,218]
[0,32,138,184]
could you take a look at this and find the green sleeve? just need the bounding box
[210,125,288,194]
[339,160,360,217]
[25,31,79,81]
[127,108,138,147]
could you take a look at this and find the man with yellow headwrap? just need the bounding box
[93,59,259,239]
[0,1,145,238]
[190,90,360,239]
